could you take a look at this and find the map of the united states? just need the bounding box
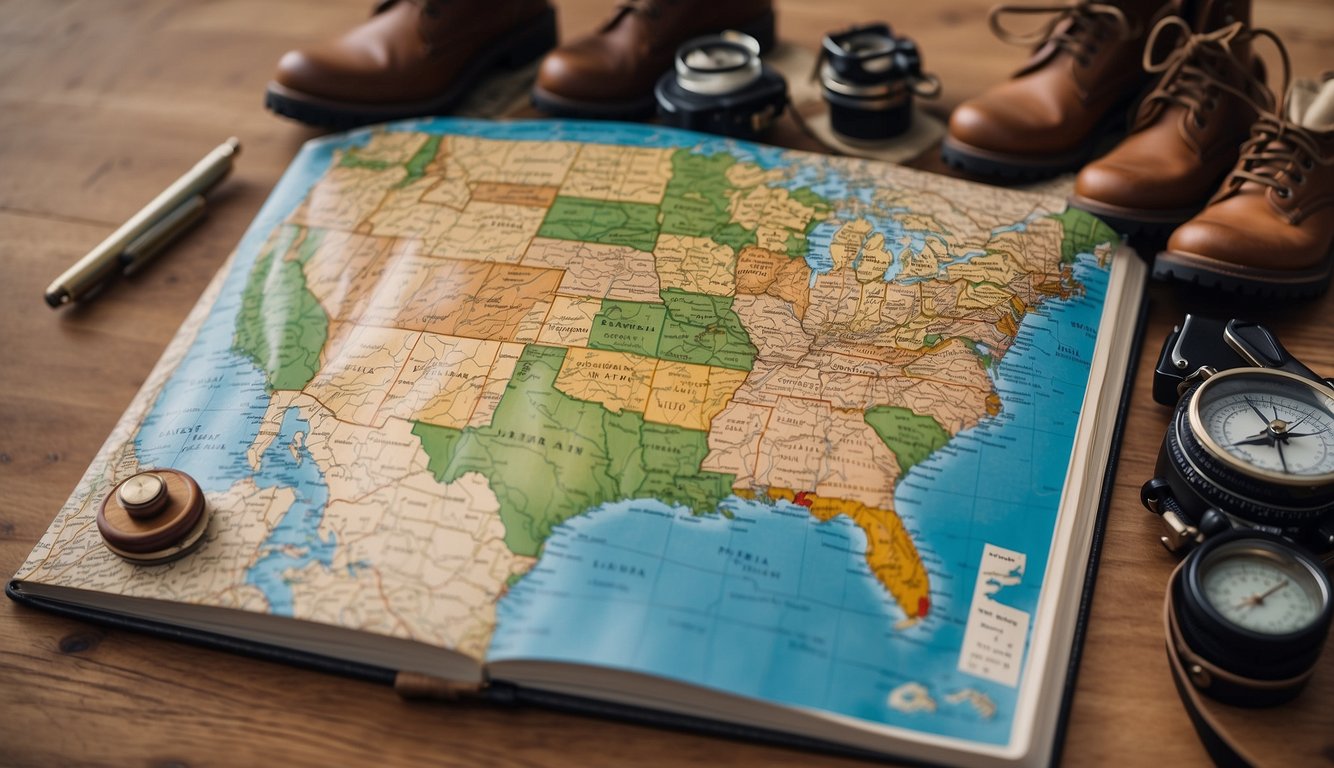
[228,128,1108,651]
[18,123,1116,741]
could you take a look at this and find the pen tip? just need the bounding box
[225,137,241,155]
[44,289,70,309]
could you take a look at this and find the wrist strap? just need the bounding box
[1162,562,1315,767]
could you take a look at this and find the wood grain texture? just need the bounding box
[2,1,1332,766]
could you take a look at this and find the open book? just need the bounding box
[10,120,1145,768]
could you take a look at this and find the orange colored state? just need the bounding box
[735,486,930,620]
[735,245,811,320]
[442,263,563,341]
[469,182,560,208]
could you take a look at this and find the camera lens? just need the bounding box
[654,31,788,140]
[820,23,937,143]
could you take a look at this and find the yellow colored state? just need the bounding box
[554,348,656,414]
[644,361,749,431]
[738,487,930,620]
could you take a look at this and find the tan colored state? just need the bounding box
[536,295,603,347]
[305,322,421,426]
[263,393,534,661]
[292,166,405,232]
[469,182,560,208]
[448,135,581,187]
[728,183,820,234]
[368,199,547,263]
[522,237,661,302]
[382,335,501,428]
[653,234,736,296]
[562,144,674,204]
[731,294,812,365]
[467,342,526,428]
[829,219,872,272]
[554,348,656,415]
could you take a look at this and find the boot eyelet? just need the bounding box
[1291,172,1305,185]
[1192,115,1206,129]
[1301,158,1314,170]
[1276,188,1291,199]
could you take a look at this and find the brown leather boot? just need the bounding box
[1156,76,1334,298]
[1071,1,1273,234]
[265,0,557,128]
[531,0,775,118]
[942,0,1175,180]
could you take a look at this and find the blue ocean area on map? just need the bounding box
[244,405,337,615]
[489,252,1110,745]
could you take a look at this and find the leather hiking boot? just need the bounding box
[1072,0,1273,234]
[531,0,775,118]
[1156,76,1334,298]
[942,0,1174,180]
[265,0,557,129]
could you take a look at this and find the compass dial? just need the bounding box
[1200,546,1326,634]
[1190,369,1334,483]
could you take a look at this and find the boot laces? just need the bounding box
[1206,31,1329,203]
[1138,17,1276,131]
[988,1,1136,67]
[1225,113,1330,201]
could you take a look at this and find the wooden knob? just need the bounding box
[97,469,209,564]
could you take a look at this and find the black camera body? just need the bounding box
[655,68,787,140]
[819,23,937,143]
[654,32,787,141]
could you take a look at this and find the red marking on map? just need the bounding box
[917,596,930,618]
[793,491,814,508]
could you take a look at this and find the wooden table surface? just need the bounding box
[3,1,1332,765]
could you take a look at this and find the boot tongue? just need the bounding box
[1287,76,1334,131]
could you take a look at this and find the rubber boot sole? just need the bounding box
[529,9,777,120]
[1154,247,1334,300]
[1067,194,1200,238]
[940,135,1095,181]
[264,7,558,129]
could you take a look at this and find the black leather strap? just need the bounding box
[1162,562,1315,767]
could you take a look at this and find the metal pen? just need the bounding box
[44,137,241,308]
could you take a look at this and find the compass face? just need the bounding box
[1200,544,1326,634]
[1190,369,1334,484]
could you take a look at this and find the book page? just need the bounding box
[15,120,1124,751]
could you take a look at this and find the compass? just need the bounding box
[1147,366,1334,554]
[1167,530,1332,706]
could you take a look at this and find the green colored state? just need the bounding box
[233,226,328,392]
[537,196,660,253]
[397,135,442,188]
[338,135,442,186]
[864,406,951,480]
[1050,208,1118,265]
[337,150,394,171]
[414,345,734,557]
[588,300,667,358]
[659,150,754,254]
[657,289,756,371]
[587,291,756,371]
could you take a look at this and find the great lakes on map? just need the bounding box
[15,119,1117,746]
